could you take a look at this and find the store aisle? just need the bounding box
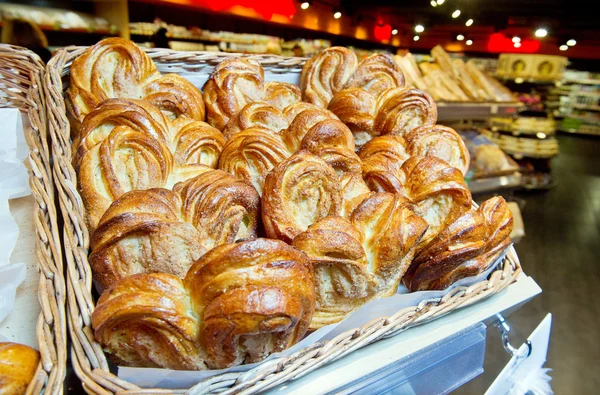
[457,134,600,394]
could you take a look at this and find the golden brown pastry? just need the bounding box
[68,38,205,132]
[262,151,341,243]
[263,81,302,111]
[351,193,428,297]
[173,169,260,248]
[327,87,377,145]
[222,102,288,139]
[363,156,472,248]
[0,342,40,395]
[281,108,339,152]
[292,216,374,329]
[311,146,362,177]
[404,196,513,291]
[282,101,338,124]
[170,118,225,168]
[301,47,358,107]
[185,238,315,368]
[301,49,404,107]
[93,239,316,370]
[405,125,470,175]
[92,273,206,370]
[340,172,371,218]
[89,188,209,290]
[218,127,291,195]
[203,58,300,130]
[359,135,410,192]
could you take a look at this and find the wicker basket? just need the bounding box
[0,45,66,394]
[45,46,523,394]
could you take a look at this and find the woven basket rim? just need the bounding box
[0,44,67,395]
[45,45,523,395]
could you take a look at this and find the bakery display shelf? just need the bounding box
[572,91,600,98]
[437,102,524,122]
[131,32,257,45]
[0,21,118,36]
[268,273,541,394]
[559,127,600,137]
[492,128,556,139]
[563,78,600,85]
[468,172,522,195]
[572,103,600,112]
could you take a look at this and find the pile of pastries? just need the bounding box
[68,38,513,371]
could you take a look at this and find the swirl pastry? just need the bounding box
[92,239,316,370]
[292,216,375,329]
[68,38,205,132]
[185,238,315,368]
[0,342,40,395]
[218,127,291,195]
[344,53,405,96]
[281,107,339,152]
[359,135,410,192]
[404,196,513,291]
[76,100,218,232]
[405,125,470,175]
[173,169,260,249]
[340,172,371,218]
[203,58,300,129]
[262,151,341,243]
[222,102,288,139]
[170,118,225,168]
[92,273,205,370]
[351,193,428,297]
[89,188,209,290]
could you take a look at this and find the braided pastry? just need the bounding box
[351,193,428,297]
[173,169,260,249]
[262,151,341,243]
[203,58,300,129]
[218,127,291,195]
[222,102,288,139]
[76,100,221,231]
[0,342,40,395]
[404,196,513,291]
[68,38,205,133]
[405,125,470,175]
[363,155,472,248]
[93,239,316,370]
[292,216,374,329]
[89,188,209,290]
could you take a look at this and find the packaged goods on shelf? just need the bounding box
[496,53,567,82]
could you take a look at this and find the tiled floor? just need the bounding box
[456,133,600,394]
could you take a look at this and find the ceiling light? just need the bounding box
[300,1,310,10]
[465,19,473,27]
[333,11,342,19]
[431,0,437,6]
[466,39,473,46]
[437,0,445,4]
[512,37,521,43]
[559,45,568,51]
[415,24,425,33]
[514,42,522,48]
[567,39,576,46]
[535,28,548,38]
[413,35,420,41]
[457,34,464,41]
[392,29,398,35]
[452,10,461,18]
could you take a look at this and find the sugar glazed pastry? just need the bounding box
[67,39,513,372]
[68,37,205,133]
[92,238,316,370]
[0,342,40,395]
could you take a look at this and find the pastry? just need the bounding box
[222,102,288,139]
[280,107,341,152]
[359,135,410,192]
[68,37,205,133]
[404,196,513,291]
[92,239,316,370]
[405,125,470,175]
[203,58,300,129]
[76,99,222,232]
[218,127,291,195]
[90,170,260,290]
[363,156,472,248]
[262,151,341,243]
[0,342,40,395]
[301,48,403,107]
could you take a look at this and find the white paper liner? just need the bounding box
[119,249,508,389]
[0,108,29,326]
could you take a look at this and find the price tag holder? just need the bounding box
[486,313,552,395]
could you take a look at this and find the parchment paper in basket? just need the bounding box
[0,108,30,198]
[0,108,30,327]
[118,249,508,389]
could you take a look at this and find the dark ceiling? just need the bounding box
[339,0,597,32]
